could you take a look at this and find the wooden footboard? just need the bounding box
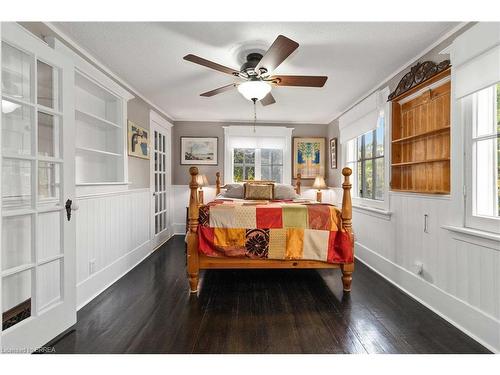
[185,167,354,294]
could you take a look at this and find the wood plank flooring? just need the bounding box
[44,236,491,354]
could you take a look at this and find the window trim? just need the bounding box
[223,126,293,185]
[462,88,500,234]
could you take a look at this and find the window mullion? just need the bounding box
[255,149,261,180]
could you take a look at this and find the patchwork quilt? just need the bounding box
[198,199,353,264]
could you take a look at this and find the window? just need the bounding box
[232,148,283,182]
[464,82,500,232]
[345,118,385,202]
[224,126,292,184]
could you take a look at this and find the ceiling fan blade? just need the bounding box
[200,83,237,97]
[255,35,299,74]
[260,92,276,106]
[184,54,239,76]
[269,75,328,87]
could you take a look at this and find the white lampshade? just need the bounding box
[312,175,327,190]
[196,174,209,188]
[237,80,272,101]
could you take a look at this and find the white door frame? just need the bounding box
[1,22,76,352]
[149,110,172,249]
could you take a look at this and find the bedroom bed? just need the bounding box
[186,167,354,293]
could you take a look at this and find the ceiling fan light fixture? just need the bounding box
[237,80,271,101]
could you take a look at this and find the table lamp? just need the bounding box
[196,174,209,204]
[312,175,327,203]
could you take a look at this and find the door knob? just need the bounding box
[65,199,78,221]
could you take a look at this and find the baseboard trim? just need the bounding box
[76,240,152,310]
[354,242,499,353]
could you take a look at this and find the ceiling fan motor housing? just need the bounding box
[239,53,267,78]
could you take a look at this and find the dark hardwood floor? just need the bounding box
[45,235,490,354]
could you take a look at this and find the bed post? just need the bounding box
[215,172,221,196]
[340,167,354,292]
[187,167,200,293]
[295,173,301,195]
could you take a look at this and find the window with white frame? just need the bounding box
[345,117,385,201]
[463,82,500,231]
[224,126,292,185]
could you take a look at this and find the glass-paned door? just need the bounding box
[150,113,171,249]
[1,23,76,352]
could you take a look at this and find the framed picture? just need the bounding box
[180,137,218,165]
[330,137,338,169]
[128,120,149,159]
[292,137,326,179]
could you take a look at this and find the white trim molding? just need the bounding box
[441,225,500,251]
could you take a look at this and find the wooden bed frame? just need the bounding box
[186,167,354,293]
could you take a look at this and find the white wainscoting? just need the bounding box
[171,185,344,235]
[75,188,152,309]
[352,192,500,352]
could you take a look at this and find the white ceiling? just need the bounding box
[53,22,458,124]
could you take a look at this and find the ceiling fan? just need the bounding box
[183,35,328,106]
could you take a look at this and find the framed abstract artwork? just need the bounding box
[128,121,149,159]
[180,137,218,165]
[330,137,338,169]
[292,137,326,179]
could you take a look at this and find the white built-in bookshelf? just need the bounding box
[50,37,134,189]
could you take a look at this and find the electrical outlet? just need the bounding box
[89,259,96,275]
[414,262,424,276]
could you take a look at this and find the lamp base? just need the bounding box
[316,190,322,203]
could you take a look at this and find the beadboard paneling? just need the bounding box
[353,192,500,352]
[75,189,151,308]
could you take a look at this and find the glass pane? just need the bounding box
[261,165,271,180]
[37,211,61,260]
[364,131,373,159]
[2,215,32,270]
[162,154,166,173]
[37,60,55,109]
[233,166,243,182]
[154,131,157,150]
[155,215,159,235]
[154,152,158,171]
[37,259,61,311]
[2,42,32,102]
[474,138,500,217]
[2,270,32,330]
[2,159,32,209]
[261,149,271,164]
[245,166,255,180]
[364,159,373,198]
[244,149,255,164]
[474,84,498,138]
[155,174,158,192]
[271,166,283,183]
[38,162,60,201]
[346,139,356,163]
[357,137,363,160]
[38,112,59,158]
[272,149,283,164]
[234,149,244,163]
[375,158,384,200]
[2,102,33,156]
[375,120,384,157]
[357,161,362,196]
[162,134,166,153]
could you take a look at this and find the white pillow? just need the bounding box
[274,184,300,200]
[220,183,244,199]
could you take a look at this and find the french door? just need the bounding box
[150,111,172,249]
[1,23,76,352]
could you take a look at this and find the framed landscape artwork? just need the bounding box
[330,137,338,169]
[180,137,218,165]
[128,120,149,159]
[292,137,326,179]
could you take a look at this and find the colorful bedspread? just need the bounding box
[198,199,353,264]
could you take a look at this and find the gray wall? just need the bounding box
[172,121,330,185]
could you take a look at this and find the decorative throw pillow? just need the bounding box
[244,183,274,200]
[274,183,300,200]
[221,183,244,199]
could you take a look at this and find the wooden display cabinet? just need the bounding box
[390,63,451,194]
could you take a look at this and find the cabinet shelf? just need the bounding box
[76,146,121,157]
[391,158,450,167]
[392,126,450,144]
[76,108,121,129]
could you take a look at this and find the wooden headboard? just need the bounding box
[214,172,302,195]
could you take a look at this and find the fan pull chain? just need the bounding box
[252,98,257,133]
